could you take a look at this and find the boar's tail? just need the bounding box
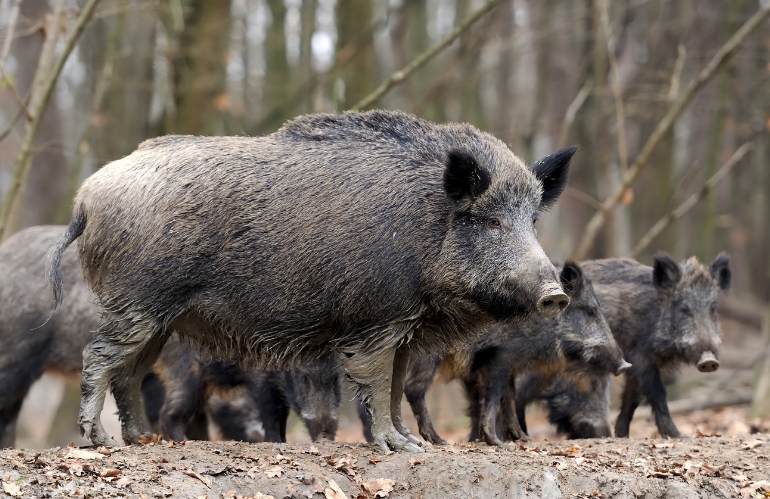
[46,206,87,311]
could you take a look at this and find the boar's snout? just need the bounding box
[614,360,632,376]
[697,351,719,372]
[537,283,569,317]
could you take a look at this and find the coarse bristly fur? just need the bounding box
[46,109,575,451]
[575,254,730,438]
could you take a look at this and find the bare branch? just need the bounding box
[668,44,686,101]
[0,0,102,240]
[564,186,603,211]
[630,142,752,257]
[0,0,32,120]
[0,92,29,143]
[350,0,508,111]
[570,3,770,260]
[600,0,628,175]
[557,81,592,149]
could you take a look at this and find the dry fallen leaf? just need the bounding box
[742,439,764,450]
[2,482,22,497]
[408,457,425,468]
[329,455,357,477]
[100,468,122,478]
[306,446,320,455]
[67,449,105,460]
[96,446,112,456]
[254,493,275,499]
[264,465,284,478]
[247,466,260,479]
[324,479,346,499]
[361,478,394,498]
[287,476,325,498]
[138,433,163,445]
[695,428,721,438]
[651,442,675,449]
[183,470,212,488]
[115,477,132,489]
[701,462,726,475]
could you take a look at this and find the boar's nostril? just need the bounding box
[697,351,719,372]
[537,292,570,317]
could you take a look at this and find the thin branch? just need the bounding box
[564,186,603,211]
[556,81,592,149]
[0,0,32,120]
[350,0,508,111]
[570,3,770,260]
[0,0,102,240]
[668,44,686,101]
[600,0,628,175]
[630,142,752,257]
[0,92,29,143]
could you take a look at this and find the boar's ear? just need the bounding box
[710,253,731,291]
[444,150,491,203]
[560,261,584,298]
[652,253,681,290]
[531,146,576,209]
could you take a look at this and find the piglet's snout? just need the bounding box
[697,351,719,372]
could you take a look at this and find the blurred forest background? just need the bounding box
[2,0,770,447]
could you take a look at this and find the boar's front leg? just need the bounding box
[615,374,642,438]
[342,346,423,453]
[641,368,682,438]
[390,347,423,446]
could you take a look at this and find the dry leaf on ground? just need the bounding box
[286,476,325,498]
[324,479,347,499]
[2,482,22,497]
[264,465,284,478]
[361,478,395,498]
[67,449,105,460]
[183,469,212,488]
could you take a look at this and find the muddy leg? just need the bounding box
[390,347,422,446]
[111,332,168,444]
[614,375,641,438]
[500,377,528,442]
[342,347,423,453]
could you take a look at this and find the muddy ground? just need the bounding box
[2,432,769,498]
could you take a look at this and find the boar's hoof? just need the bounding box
[614,360,632,376]
[697,351,719,373]
[375,428,425,453]
[537,292,569,316]
[81,421,118,448]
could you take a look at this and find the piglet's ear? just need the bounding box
[444,150,491,203]
[710,253,731,291]
[531,146,576,209]
[653,253,681,290]
[560,261,584,299]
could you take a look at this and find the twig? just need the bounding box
[0,0,101,240]
[0,94,29,143]
[570,3,770,260]
[600,0,628,175]
[564,186,603,211]
[350,0,508,111]
[0,0,32,120]
[631,142,752,257]
[556,81,592,149]
[668,44,686,101]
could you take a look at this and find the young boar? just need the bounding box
[515,371,612,439]
[581,254,731,438]
[48,110,575,452]
[359,262,628,446]
[144,344,343,443]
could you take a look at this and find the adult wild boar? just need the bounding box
[48,110,575,452]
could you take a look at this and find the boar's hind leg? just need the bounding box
[80,316,165,446]
[390,347,422,446]
[642,368,681,438]
[342,347,423,453]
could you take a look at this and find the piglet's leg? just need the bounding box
[500,377,528,442]
[642,369,682,438]
[342,346,423,453]
[404,358,446,445]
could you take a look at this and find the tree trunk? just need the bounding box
[336,0,376,109]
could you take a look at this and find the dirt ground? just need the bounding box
[2,432,769,499]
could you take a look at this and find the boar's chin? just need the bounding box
[470,287,534,321]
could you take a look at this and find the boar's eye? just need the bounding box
[709,303,717,316]
[680,305,692,316]
[585,308,596,318]
[487,217,502,229]
[532,213,540,226]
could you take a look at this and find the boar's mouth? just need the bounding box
[469,285,535,321]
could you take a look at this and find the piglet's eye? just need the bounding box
[586,308,596,318]
[487,218,502,229]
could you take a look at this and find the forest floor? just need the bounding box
[2,432,769,498]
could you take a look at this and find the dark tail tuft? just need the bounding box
[46,207,87,311]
